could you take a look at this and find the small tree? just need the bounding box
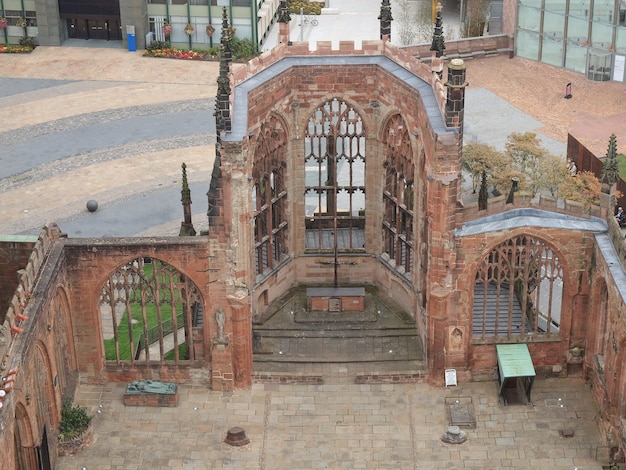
[505,132,547,194]
[463,0,490,37]
[396,0,416,46]
[462,142,515,195]
[558,171,601,211]
[533,152,571,198]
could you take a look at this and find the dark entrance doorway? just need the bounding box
[66,17,121,40]
[59,0,121,41]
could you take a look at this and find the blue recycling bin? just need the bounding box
[127,33,136,52]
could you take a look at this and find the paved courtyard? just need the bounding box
[58,378,607,469]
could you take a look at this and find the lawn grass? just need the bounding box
[104,260,184,361]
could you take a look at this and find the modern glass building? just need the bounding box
[0,0,279,49]
[516,0,626,81]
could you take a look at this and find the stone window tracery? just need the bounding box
[100,257,203,364]
[473,235,563,340]
[304,98,366,251]
[382,114,414,273]
[252,115,288,276]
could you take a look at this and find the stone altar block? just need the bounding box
[123,380,178,407]
[306,287,365,312]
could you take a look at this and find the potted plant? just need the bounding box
[206,24,215,37]
[16,18,27,28]
[162,22,172,37]
[184,23,195,36]
[0,18,8,29]
[58,401,93,456]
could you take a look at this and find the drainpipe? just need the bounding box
[250,0,258,51]
[187,1,192,49]
[165,1,170,43]
[208,1,213,48]
[229,0,233,32]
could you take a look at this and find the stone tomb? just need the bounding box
[123,379,178,407]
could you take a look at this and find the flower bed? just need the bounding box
[0,44,34,53]
[143,47,209,60]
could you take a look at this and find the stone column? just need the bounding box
[428,286,450,386]
[445,59,468,135]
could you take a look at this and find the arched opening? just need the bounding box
[304,98,366,251]
[252,114,289,279]
[472,235,564,340]
[382,113,415,275]
[51,287,78,402]
[99,257,204,364]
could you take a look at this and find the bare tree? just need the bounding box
[463,0,490,37]
[396,0,417,46]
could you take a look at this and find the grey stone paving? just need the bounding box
[58,378,606,470]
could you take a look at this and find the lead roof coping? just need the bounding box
[222,55,456,142]
[455,208,607,237]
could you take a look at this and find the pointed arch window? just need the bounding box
[382,114,414,273]
[304,98,366,251]
[252,115,288,276]
[100,258,203,364]
[473,235,563,340]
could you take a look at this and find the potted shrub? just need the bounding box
[58,401,93,456]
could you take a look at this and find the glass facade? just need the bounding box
[516,0,626,81]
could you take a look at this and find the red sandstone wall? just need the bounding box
[62,238,211,384]
[0,238,36,323]
[452,226,594,383]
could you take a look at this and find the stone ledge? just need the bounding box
[252,372,324,384]
[123,390,179,407]
[355,371,428,384]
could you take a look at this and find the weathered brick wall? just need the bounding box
[0,234,72,470]
[450,226,595,384]
[0,238,36,323]
[62,238,212,384]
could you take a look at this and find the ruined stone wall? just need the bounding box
[0,237,36,324]
[62,238,211,384]
[0,231,74,470]
[449,226,595,383]
[237,61,459,317]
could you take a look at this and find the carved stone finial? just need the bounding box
[430,1,446,58]
[179,162,196,236]
[278,0,291,23]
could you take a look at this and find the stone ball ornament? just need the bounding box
[86,200,98,212]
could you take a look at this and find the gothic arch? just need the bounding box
[381,113,415,274]
[34,340,60,428]
[98,256,204,365]
[14,402,38,470]
[51,286,77,401]
[589,277,610,358]
[252,113,289,278]
[304,97,367,251]
[471,233,568,341]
